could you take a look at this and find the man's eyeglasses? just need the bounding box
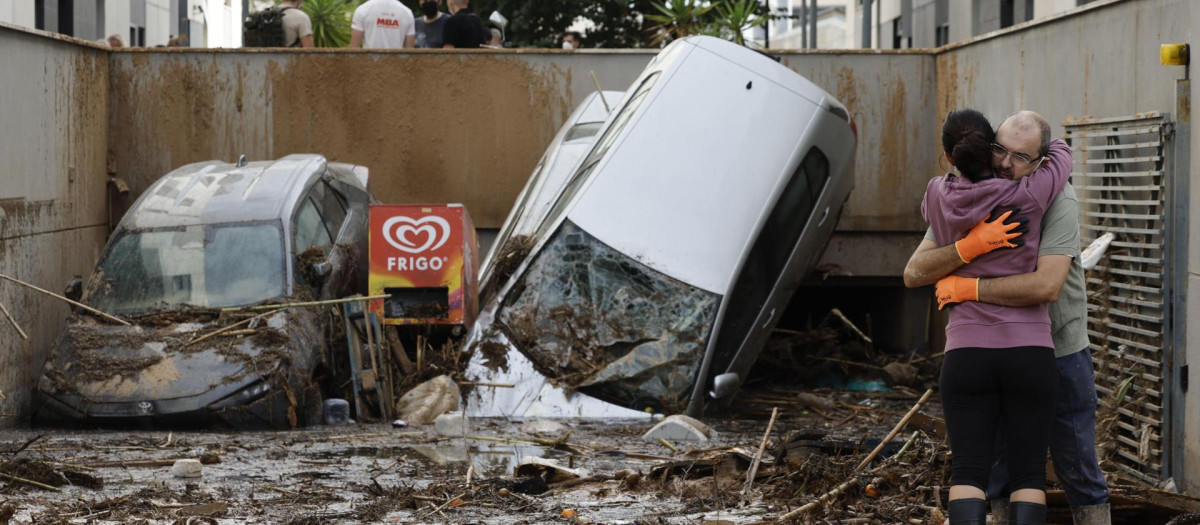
[991,143,1042,168]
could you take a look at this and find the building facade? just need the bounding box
[847,0,1103,49]
[0,0,241,47]
[753,0,850,49]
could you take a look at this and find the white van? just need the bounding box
[464,36,857,418]
[478,90,623,302]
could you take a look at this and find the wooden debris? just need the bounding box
[0,274,130,326]
[854,389,934,472]
[777,389,934,521]
[743,407,779,495]
[84,454,221,469]
[548,474,613,491]
[777,431,921,521]
[830,308,872,344]
[0,472,60,492]
[0,301,28,340]
[185,311,273,347]
[658,438,678,454]
[220,294,389,312]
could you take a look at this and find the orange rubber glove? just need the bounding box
[954,209,1026,263]
[936,275,979,310]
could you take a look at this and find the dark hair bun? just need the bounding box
[941,109,996,182]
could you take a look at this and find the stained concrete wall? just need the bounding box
[107,50,657,229]
[0,26,110,423]
[105,49,937,242]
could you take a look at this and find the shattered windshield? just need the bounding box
[495,221,720,413]
[88,222,286,314]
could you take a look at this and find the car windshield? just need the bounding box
[88,222,286,314]
[494,220,720,413]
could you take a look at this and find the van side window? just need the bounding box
[710,147,831,371]
[311,180,347,239]
[294,196,333,255]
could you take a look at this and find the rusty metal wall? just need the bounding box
[106,49,938,233]
[0,26,111,424]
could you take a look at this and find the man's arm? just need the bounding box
[903,240,965,288]
[349,30,364,48]
[405,34,415,48]
[905,209,1027,288]
[978,254,1072,306]
[300,35,315,48]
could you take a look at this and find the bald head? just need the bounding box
[993,110,1052,180]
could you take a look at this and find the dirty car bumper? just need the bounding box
[32,380,309,430]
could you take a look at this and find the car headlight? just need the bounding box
[240,382,271,400]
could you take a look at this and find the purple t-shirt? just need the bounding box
[921,138,1072,351]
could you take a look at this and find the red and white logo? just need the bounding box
[382,215,451,254]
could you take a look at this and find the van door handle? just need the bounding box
[761,308,776,329]
[818,206,830,227]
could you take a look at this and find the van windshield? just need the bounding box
[494,220,719,413]
[87,222,286,314]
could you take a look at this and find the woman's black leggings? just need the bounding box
[940,346,1058,494]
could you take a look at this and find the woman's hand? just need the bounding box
[954,208,1027,263]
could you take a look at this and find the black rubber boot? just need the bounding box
[1009,501,1048,525]
[948,498,988,525]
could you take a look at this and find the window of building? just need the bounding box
[1025,0,1035,21]
[1000,0,1014,28]
[58,0,74,36]
[934,0,949,46]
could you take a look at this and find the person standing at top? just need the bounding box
[349,0,415,49]
[280,0,314,48]
[414,0,450,48]
[442,0,486,49]
[562,31,582,50]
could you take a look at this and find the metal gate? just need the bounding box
[1063,113,1176,484]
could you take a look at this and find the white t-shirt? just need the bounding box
[351,0,416,49]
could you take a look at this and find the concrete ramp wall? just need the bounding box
[0,27,111,419]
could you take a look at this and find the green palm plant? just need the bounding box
[711,0,768,47]
[644,0,715,46]
[299,0,355,48]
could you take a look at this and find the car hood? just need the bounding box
[40,311,295,403]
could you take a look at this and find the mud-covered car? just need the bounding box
[464,36,857,418]
[33,155,373,429]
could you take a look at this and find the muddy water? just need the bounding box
[0,417,781,524]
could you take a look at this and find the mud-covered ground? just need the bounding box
[0,388,1195,524]
[0,391,942,524]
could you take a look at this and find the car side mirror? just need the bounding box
[64,276,83,302]
[708,372,740,399]
[309,260,332,282]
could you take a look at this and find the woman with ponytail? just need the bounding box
[921,109,1073,525]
